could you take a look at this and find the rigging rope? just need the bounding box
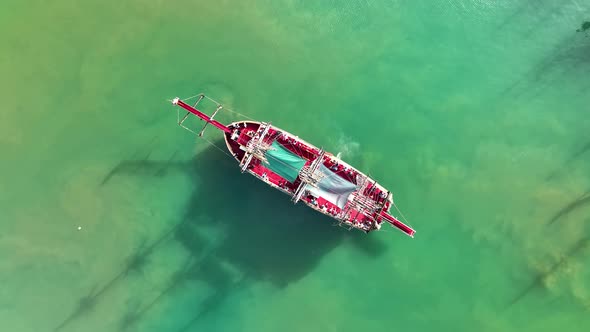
[182,93,206,102]
[201,136,234,159]
[391,200,414,228]
[201,94,256,121]
[180,93,255,121]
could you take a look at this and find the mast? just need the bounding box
[239,122,273,172]
[349,178,378,224]
[292,149,325,204]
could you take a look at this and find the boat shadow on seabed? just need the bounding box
[52,142,387,331]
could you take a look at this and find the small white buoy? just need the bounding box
[77,226,82,231]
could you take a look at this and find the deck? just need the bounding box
[223,121,395,232]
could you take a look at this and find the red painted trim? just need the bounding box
[381,212,416,237]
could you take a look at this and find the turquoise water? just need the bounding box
[1,0,590,331]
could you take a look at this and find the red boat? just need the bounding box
[171,94,415,237]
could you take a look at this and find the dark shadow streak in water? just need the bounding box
[117,230,229,331]
[547,190,590,225]
[155,150,179,177]
[499,26,590,102]
[576,21,590,33]
[519,1,578,39]
[495,0,549,32]
[577,79,590,98]
[497,1,579,38]
[51,285,100,332]
[100,136,160,186]
[100,152,188,186]
[525,37,590,99]
[118,257,195,331]
[51,221,182,332]
[507,237,589,308]
[546,142,590,181]
[500,36,574,99]
[562,141,590,173]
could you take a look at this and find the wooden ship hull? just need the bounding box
[171,95,415,237]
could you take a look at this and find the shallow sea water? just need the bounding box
[1,0,590,331]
